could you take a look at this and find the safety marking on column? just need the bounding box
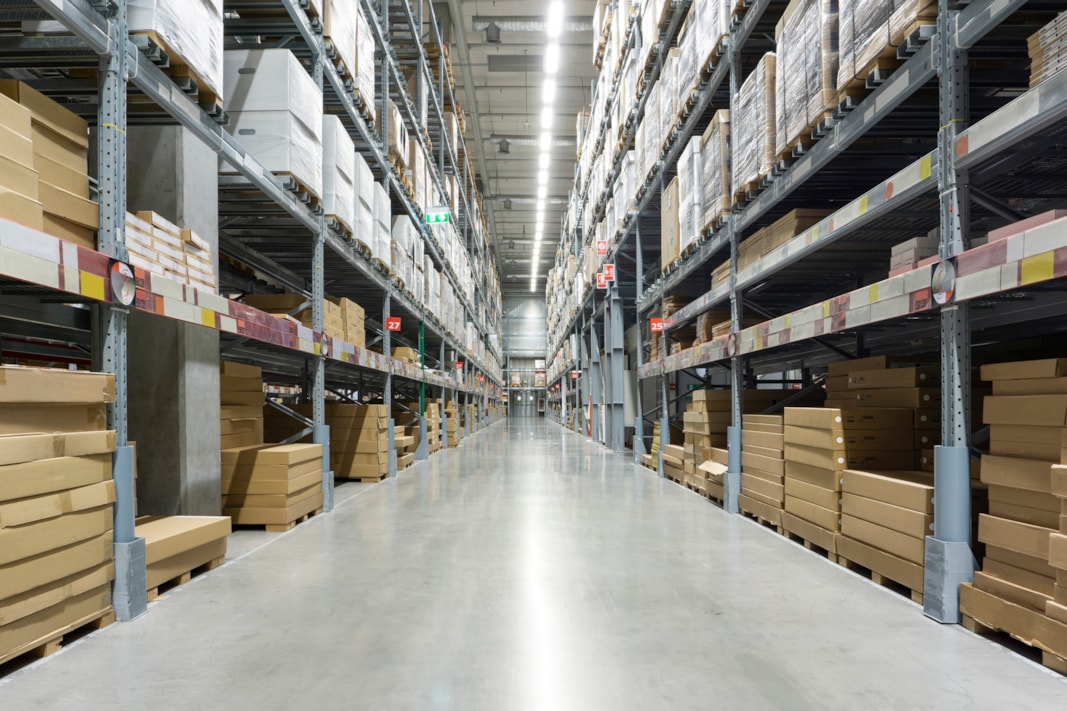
[919,155,932,180]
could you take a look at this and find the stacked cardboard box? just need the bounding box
[0,81,97,247]
[242,293,346,341]
[699,109,731,229]
[888,232,939,277]
[0,367,117,665]
[732,53,776,199]
[327,404,390,480]
[1051,466,1067,633]
[736,209,832,274]
[1029,13,1067,89]
[837,0,936,91]
[134,515,231,599]
[838,468,933,600]
[660,176,681,272]
[740,415,786,526]
[333,297,365,348]
[960,359,1067,658]
[446,402,461,447]
[783,407,916,555]
[125,211,216,291]
[662,444,686,483]
[220,361,265,449]
[221,444,323,530]
[700,446,730,502]
[222,49,324,200]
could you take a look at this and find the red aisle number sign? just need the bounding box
[596,272,608,289]
[603,263,615,281]
[456,361,464,370]
[571,371,579,379]
[386,317,402,331]
[650,317,664,333]
[596,240,608,256]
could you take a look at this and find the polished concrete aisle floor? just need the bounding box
[3,418,1067,709]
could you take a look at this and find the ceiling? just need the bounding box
[439,0,598,296]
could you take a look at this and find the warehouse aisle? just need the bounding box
[2,418,1067,709]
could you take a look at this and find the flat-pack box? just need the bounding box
[980,454,1055,494]
[0,454,111,503]
[841,514,924,564]
[783,406,914,430]
[847,367,938,389]
[785,478,840,511]
[660,177,681,271]
[837,535,923,593]
[978,513,1053,560]
[0,366,114,404]
[0,404,107,435]
[841,492,932,539]
[0,493,113,566]
[0,530,111,601]
[0,430,114,467]
[840,469,932,512]
[785,495,839,531]
[984,394,1067,426]
[981,358,1067,382]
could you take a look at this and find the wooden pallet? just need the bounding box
[147,555,225,602]
[341,473,389,483]
[964,614,1067,675]
[263,507,322,533]
[132,31,222,115]
[274,172,322,209]
[783,529,837,562]
[0,606,114,671]
[351,86,375,123]
[739,507,784,535]
[836,554,923,605]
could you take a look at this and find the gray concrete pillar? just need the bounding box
[126,126,222,515]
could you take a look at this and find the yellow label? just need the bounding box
[200,308,215,328]
[80,272,105,300]
[784,314,791,328]
[920,154,933,180]
[1021,252,1054,285]
[859,194,869,215]
[314,342,322,356]
[869,284,878,303]
[822,301,831,318]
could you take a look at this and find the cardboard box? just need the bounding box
[781,511,838,553]
[0,454,111,504]
[837,535,923,593]
[840,469,933,512]
[973,570,1052,612]
[978,514,1052,560]
[135,515,231,567]
[223,486,323,525]
[0,530,111,602]
[0,431,114,466]
[983,558,1055,597]
[847,367,938,389]
[741,450,784,476]
[785,474,840,509]
[38,182,98,230]
[786,444,916,471]
[983,395,1067,426]
[0,498,113,567]
[993,377,1067,396]
[784,496,839,532]
[784,425,915,451]
[0,404,107,435]
[0,154,39,200]
[987,544,1057,579]
[841,492,933,539]
[980,454,1055,494]
[784,460,841,490]
[845,388,939,408]
[0,586,111,664]
[0,80,89,150]
[742,430,784,450]
[841,514,924,564]
[0,367,115,404]
[783,407,915,430]
[660,177,680,271]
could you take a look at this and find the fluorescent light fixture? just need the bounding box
[547,2,564,38]
[544,44,560,74]
[541,106,554,129]
[539,132,552,150]
[537,170,548,186]
[543,78,556,103]
[536,199,545,212]
[539,153,550,170]
[537,185,547,200]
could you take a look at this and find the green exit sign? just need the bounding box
[425,207,450,224]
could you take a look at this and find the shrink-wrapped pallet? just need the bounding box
[775,0,839,158]
[732,53,777,196]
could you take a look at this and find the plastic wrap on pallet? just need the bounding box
[661,49,679,140]
[837,0,891,90]
[678,136,703,253]
[225,110,323,200]
[373,182,391,268]
[700,110,731,228]
[691,0,730,76]
[774,0,839,158]
[223,50,319,126]
[323,0,357,80]
[355,6,376,123]
[322,115,355,233]
[732,53,776,195]
[129,0,224,101]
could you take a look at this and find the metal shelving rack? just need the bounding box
[541,0,1067,623]
[0,0,506,620]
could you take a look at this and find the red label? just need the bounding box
[650,318,664,333]
[669,383,677,391]
[596,240,608,256]
[604,263,615,281]
[386,317,401,331]
[456,361,464,369]
[596,272,608,289]
[571,371,579,379]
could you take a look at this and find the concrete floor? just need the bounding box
[2,417,1067,709]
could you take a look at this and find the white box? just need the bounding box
[322,115,355,232]
[226,110,323,199]
[323,0,357,78]
[223,49,321,132]
[129,0,224,100]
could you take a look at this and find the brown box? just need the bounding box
[983,395,1067,427]
[0,367,114,404]
[974,570,1051,612]
[784,407,915,430]
[0,404,107,436]
[0,499,113,567]
[847,367,938,389]
[781,512,838,553]
[785,444,916,471]
[840,469,933,512]
[741,450,784,477]
[0,531,111,601]
[978,514,1052,560]
[987,545,1057,579]
[0,431,114,467]
[841,492,933,538]
[837,535,923,593]
[844,388,939,408]
[742,430,784,450]
[0,80,89,150]
[784,460,841,490]
[980,454,1055,494]
[660,177,680,271]
[785,478,840,510]
[827,356,893,376]
[840,514,924,564]
[0,585,111,664]
[981,359,1067,382]
[785,496,839,531]
[0,454,111,505]
[223,486,323,525]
